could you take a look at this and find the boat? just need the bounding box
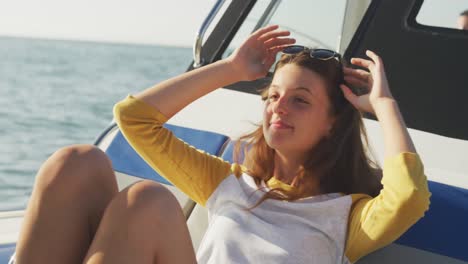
[1,0,468,263]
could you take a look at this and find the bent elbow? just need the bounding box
[113,98,142,130]
[113,103,122,122]
[113,101,128,124]
[400,187,432,220]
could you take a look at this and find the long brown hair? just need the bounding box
[234,51,383,207]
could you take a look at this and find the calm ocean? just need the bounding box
[0,36,192,211]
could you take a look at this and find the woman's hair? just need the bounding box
[234,51,383,207]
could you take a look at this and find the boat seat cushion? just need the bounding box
[105,123,229,185]
[394,181,468,262]
[220,140,245,164]
[0,244,15,264]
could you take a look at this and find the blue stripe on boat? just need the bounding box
[396,181,468,262]
[0,244,15,264]
[220,140,246,163]
[105,124,228,185]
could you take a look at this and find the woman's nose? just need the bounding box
[272,97,288,115]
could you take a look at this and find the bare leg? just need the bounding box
[15,145,119,264]
[84,180,197,264]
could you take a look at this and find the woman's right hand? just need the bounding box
[227,25,296,82]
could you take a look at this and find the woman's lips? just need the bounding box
[270,120,293,129]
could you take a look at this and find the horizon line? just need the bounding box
[0,33,194,49]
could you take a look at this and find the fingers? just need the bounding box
[340,84,358,106]
[350,57,374,71]
[251,24,279,38]
[264,37,295,49]
[343,67,371,90]
[343,67,370,86]
[344,75,368,89]
[258,29,290,42]
[346,50,392,109]
[365,50,383,67]
[350,50,384,73]
[269,44,291,53]
[343,67,369,79]
[253,25,296,49]
[340,84,373,114]
[258,26,295,50]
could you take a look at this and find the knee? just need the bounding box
[35,144,114,193]
[50,144,112,171]
[123,180,182,223]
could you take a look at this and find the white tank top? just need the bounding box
[196,173,353,264]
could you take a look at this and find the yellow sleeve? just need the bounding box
[344,152,431,263]
[113,95,243,206]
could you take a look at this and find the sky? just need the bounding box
[0,0,217,47]
[0,0,466,48]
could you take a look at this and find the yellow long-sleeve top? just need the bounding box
[114,95,431,264]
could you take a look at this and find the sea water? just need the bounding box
[0,36,192,211]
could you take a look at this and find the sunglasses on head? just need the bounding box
[282,45,342,62]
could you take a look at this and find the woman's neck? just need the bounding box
[273,151,304,185]
[272,150,321,195]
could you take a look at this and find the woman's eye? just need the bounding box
[293,97,309,104]
[268,94,279,101]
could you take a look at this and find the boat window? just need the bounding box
[416,0,468,30]
[222,0,349,59]
[221,0,272,58]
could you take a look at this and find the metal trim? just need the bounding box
[193,0,227,68]
[187,0,258,71]
[252,0,282,32]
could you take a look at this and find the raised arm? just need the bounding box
[114,26,295,205]
[340,51,431,262]
[135,25,295,119]
[341,50,415,157]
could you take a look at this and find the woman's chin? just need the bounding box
[264,128,299,152]
[265,137,291,152]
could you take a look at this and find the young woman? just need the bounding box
[14,25,430,264]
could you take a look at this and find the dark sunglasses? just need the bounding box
[282,45,342,62]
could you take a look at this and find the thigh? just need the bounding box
[84,180,197,264]
[15,145,118,264]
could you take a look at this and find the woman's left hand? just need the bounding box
[340,50,395,115]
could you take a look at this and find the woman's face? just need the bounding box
[263,64,334,157]
[458,15,468,30]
